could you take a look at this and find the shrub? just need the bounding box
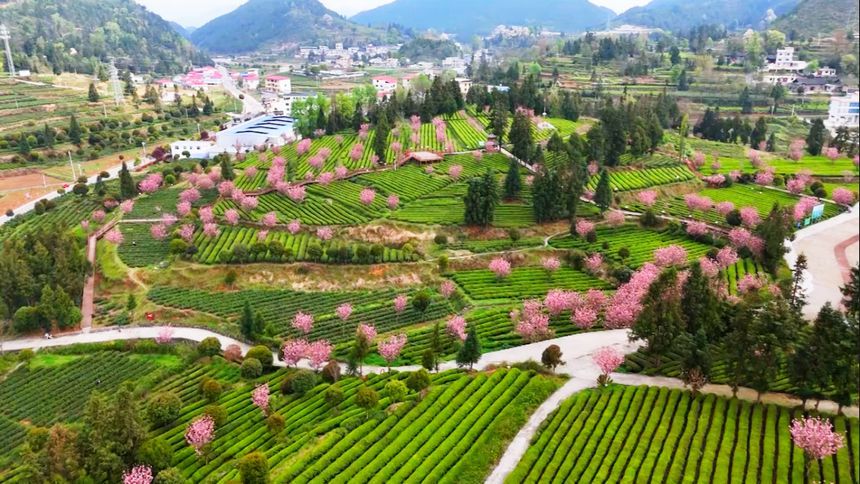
[17,348,35,364]
[640,209,659,227]
[200,378,222,403]
[618,247,630,260]
[434,233,448,245]
[198,337,222,357]
[385,380,408,402]
[541,345,564,371]
[224,344,243,362]
[725,209,742,226]
[325,386,344,408]
[154,467,187,484]
[508,228,521,242]
[412,290,432,313]
[355,386,379,413]
[245,345,273,368]
[585,231,597,243]
[290,369,317,395]
[202,404,227,428]
[137,437,173,473]
[406,369,431,392]
[238,451,269,484]
[321,361,341,383]
[241,358,263,378]
[266,413,285,434]
[146,392,182,427]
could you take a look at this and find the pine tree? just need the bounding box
[750,117,767,148]
[682,262,724,340]
[352,102,364,131]
[503,156,521,200]
[43,123,55,148]
[755,203,789,276]
[739,87,753,114]
[119,162,138,200]
[490,100,509,143]
[594,169,613,213]
[532,168,563,223]
[464,177,484,226]
[220,155,235,181]
[677,69,689,91]
[509,111,533,161]
[805,119,826,155]
[429,321,442,372]
[88,83,100,102]
[789,254,808,313]
[69,115,82,145]
[480,169,498,225]
[456,324,481,370]
[679,328,711,395]
[240,301,255,339]
[841,264,860,320]
[677,114,689,162]
[373,111,390,164]
[766,132,776,152]
[631,269,683,364]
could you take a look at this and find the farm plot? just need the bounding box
[0,193,101,242]
[356,165,451,202]
[587,165,696,192]
[127,187,218,219]
[506,385,859,484]
[149,368,559,483]
[724,258,765,294]
[0,351,179,427]
[451,266,611,301]
[115,222,172,267]
[146,286,454,343]
[550,224,713,267]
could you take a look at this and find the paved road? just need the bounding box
[216,65,263,115]
[786,204,859,319]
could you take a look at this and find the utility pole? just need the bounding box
[109,58,124,106]
[0,24,14,78]
[68,151,76,180]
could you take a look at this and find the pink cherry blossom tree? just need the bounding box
[203,223,220,238]
[446,315,467,341]
[307,340,333,370]
[790,417,844,465]
[789,139,805,161]
[393,294,408,314]
[378,334,407,369]
[123,465,153,484]
[488,257,512,279]
[357,323,377,342]
[218,181,235,198]
[150,224,168,241]
[92,209,106,222]
[105,228,124,245]
[825,147,840,162]
[262,212,277,228]
[448,164,463,179]
[179,224,195,243]
[584,253,604,273]
[572,307,597,329]
[654,245,688,267]
[287,220,301,234]
[755,170,774,186]
[223,209,240,226]
[159,211,177,225]
[176,201,192,216]
[139,173,163,194]
[359,188,376,205]
[699,257,720,277]
[715,201,735,216]
[593,346,624,386]
[739,207,761,227]
[387,194,400,210]
[335,165,348,178]
[185,415,215,456]
[440,280,456,299]
[240,196,258,211]
[716,247,739,268]
[786,178,806,194]
[335,303,353,323]
[512,300,553,342]
[251,384,270,416]
[199,206,215,224]
[686,221,709,237]
[575,219,595,237]
[832,187,855,206]
[542,257,561,275]
[120,199,135,214]
[282,339,308,367]
[317,172,334,185]
[292,311,314,334]
[316,226,333,241]
[606,211,625,227]
[637,190,658,207]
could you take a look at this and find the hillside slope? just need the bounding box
[0,0,209,74]
[351,0,616,38]
[191,0,401,53]
[771,0,860,37]
[612,0,800,32]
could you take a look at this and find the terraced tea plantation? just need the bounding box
[450,267,611,301]
[507,386,859,484]
[587,165,696,192]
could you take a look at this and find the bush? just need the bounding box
[406,369,431,392]
[725,209,742,226]
[618,247,630,260]
[321,361,340,383]
[198,337,222,357]
[202,404,227,428]
[245,345,273,368]
[508,228,521,242]
[146,391,182,427]
[200,378,222,403]
[241,357,263,378]
[238,451,269,484]
[224,344,243,362]
[640,209,659,227]
[355,385,379,413]
[585,231,597,243]
[266,413,285,434]
[290,369,317,395]
[541,344,564,371]
[137,437,173,473]
[325,385,344,408]
[155,468,187,484]
[434,233,448,245]
[385,380,408,402]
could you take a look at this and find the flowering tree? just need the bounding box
[446,315,467,341]
[224,209,240,226]
[575,219,595,237]
[684,194,712,212]
[542,257,561,275]
[699,257,720,277]
[513,300,553,342]
[714,201,735,217]
[737,274,766,294]
[282,339,308,366]
[387,194,400,210]
[440,280,456,299]
[262,212,277,228]
[739,207,761,227]
[317,172,334,185]
[786,178,806,194]
[296,138,312,155]
[292,312,314,334]
[393,294,408,314]
[80,220,90,231]
[92,209,106,222]
[139,173,163,194]
[584,253,604,273]
[335,303,353,322]
[286,185,306,203]
[178,224,195,243]
[316,226,333,241]
[832,187,855,206]
[357,323,377,341]
[251,384,270,416]
[307,339,333,370]
[199,206,215,224]
[203,223,220,238]
[488,258,512,279]
[218,181,235,198]
[150,223,168,241]
[572,307,597,329]
[654,245,688,267]
[544,289,574,316]
[825,147,840,162]
[244,166,258,179]
[359,188,376,206]
[257,230,269,241]
[185,415,215,456]
[789,139,805,161]
[793,197,819,222]
[335,165,348,178]
[378,334,407,369]
[176,201,192,217]
[716,247,739,268]
[287,220,301,234]
[448,165,463,179]
[606,211,625,227]
[755,170,775,186]
[119,199,135,214]
[686,221,709,238]
[587,161,600,177]
[308,155,324,171]
[240,196,258,211]
[748,150,763,168]
[692,151,705,170]
[604,263,661,328]
[104,228,124,245]
[123,465,153,484]
[702,174,726,187]
[637,190,658,207]
[790,417,844,473]
[593,346,624,386]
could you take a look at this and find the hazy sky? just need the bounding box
[138,0,652,27]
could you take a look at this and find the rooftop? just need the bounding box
[219,115,295,138]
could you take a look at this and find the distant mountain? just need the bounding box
[612,0,800,32]
[0,0,209,74]
[191,0,402,53]
[771,0,860,37]
[169,21,197,39]
[351,0,616,38]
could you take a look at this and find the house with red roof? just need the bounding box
[265,75,292,94]
[372,75,397,94]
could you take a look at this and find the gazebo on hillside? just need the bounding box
[404,151,444,164]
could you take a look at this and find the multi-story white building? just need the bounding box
[765,47,808,72]
[265,75,292,94]
[372,75,397,93]
[825,91,860,133]
[455,77,472,95]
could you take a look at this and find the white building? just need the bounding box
[170,115,296,159]
[455,77,472,95]
[372,75,397,93]
[825,91,860,133]
[813,67,837,77]
[265,75,292,94]
[283,93,312,116]
[765,47,808,72]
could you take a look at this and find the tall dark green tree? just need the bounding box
[240,301,255,339]
[456,324,481,370]
[119,162,138,200]
[220,155,235,181]
[789,254,808,313]
[755,204,790,276]
[509,111,533,161]
[750,117,768,148]
[739,87,753,114]
[631,269,683,364]
[681,262,724,340]
[593,169,613,213]
[503,157,522,200]
[677,69,689,91]
[841,264,860,320]
[601,108,626,166]
[373,111,390,164]
[88,83,100,102]
[463,170,498,227]
[69,115,82,145]
[489,100,509,143]
[586,123,605,163]
[806,118,827,155]
[43,123,55,148]
[679,328,711,395]
[80,384,147,482]
[532,168,564,223]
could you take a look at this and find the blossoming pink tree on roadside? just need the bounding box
[251,384,270,416]
[542,257,561,275]
[378,334,407,370]
[292,312,313,334]
[593,346,624,386]
[832,187,855,206]
[123,465,153,484]
[654,245,688,267]
[790,417,844,478]
[282,339,308,367]
[446,315,467,341]
[155,326,174,344]
[185,415,215,456]
[488,257,512,279]
[105,228,124,245]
